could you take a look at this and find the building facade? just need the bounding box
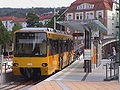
[0,16,27,31]
[0,16,16,31]
[0,13,54,31]
[11,17,27,28]
[66,0,119,35]
[39,13,54,25]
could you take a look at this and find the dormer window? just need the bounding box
[77,3,94,10]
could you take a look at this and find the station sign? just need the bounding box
[84,49,91,60]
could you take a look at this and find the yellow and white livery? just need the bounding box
[12,28,74,79]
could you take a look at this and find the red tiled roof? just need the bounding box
[11,18,27,23]
[39,13,54,20]
[67,0,115,12]
[0,16,16,21]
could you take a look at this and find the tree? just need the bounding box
[44,17,54,28]
[44,8,66,30]
[11,23,23,42]
[38,22,44,27]
[26,13,42,27]
[12,23,22,33]
[0,20,11,52]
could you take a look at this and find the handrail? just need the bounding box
[104,59,118,81]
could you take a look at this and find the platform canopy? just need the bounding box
[57,20,108,33]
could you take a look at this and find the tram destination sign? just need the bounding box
[84,49,91,60]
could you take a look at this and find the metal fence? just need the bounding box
[104,56,119,81]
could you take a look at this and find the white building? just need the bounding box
[11,17,27,28]
[0,16,16,31]
[0,16,27,31]
[66,0,119,35]
[39,13,54,25]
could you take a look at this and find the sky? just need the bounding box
[0,0,76,8]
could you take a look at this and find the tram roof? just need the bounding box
[19,28,53,31]
[18,27,68,35]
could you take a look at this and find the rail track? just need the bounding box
[0,80,41,90]
[0,71,49,90]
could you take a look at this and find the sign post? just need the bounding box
[84,29,92,73]
[84,49,91,60]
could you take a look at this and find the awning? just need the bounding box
[93,20,108,32]
[57,21,85,33]
[57,20,108,33]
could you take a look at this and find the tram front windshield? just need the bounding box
[14,32,47,57]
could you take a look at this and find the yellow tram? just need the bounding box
[12,28,74,79]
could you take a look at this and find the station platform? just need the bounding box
[29,55,120,90]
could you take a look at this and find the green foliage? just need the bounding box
[44,17,54,28]
[12,23,23,32]
[26,13,42,27]
[57,8,66,21]
[0,8,54,17]
[44,8,66,30]
[0,20,11,50]
[0,7,66,18]
[38,22,44,27]
[11,23,23,42]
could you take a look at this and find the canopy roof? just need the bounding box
[57,20,108,33]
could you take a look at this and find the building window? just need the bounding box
[86,12,94,19]
[83,4,84,9]
[117,22,119,26]
[112,13,114,20]
[76,13,83,20]
[98,12,102,18]
[68,15,72,20]
[117,13,119,17]
[80,13,83,19]
[76,14,79,20]
[86,13,89,19]
[90,13,93,15]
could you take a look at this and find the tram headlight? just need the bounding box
[42,63,48,67]
[13,63,19,67]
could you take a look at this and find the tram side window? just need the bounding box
[70,40,74,51]
[66,40,71,51]
[66,40,73,51]
[61,40,67,53]
[71,41,74,50]
[64,40,68,52]
[49,39,58,55]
